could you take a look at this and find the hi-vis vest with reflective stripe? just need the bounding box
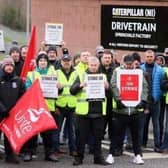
[55,69,77,108]
[75,72,106,116]
[165,68,168,104]
[27,66,56,112]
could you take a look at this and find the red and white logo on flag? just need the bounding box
[0,80,57,154]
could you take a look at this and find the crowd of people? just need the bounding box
[0,42,168,166]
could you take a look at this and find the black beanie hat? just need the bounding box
[47,46,57,54]
[36,53,49,66]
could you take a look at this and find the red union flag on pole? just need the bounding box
[20,26,36,80]
[117,69,143,107]
[0,80,57,154]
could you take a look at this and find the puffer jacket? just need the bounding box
[141,63,164,102]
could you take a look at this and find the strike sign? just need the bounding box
[117,69,143,107]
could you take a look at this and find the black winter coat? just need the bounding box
[14,60,24,76]
[0,71,25,120]
[99,65,115,115]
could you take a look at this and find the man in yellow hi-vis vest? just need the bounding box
[70,56,109,166]
[55,54,77,156]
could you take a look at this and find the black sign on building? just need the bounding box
[101,5,168,52]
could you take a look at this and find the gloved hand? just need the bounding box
[136,101,146,109]
[116,100,126,109]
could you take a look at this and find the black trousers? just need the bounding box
[4,135,14,157]
[76,116,104,160]
[110,113,144,156]
[22,130,54,157]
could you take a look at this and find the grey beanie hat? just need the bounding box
[1,57,15,69]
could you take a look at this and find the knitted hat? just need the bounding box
[1,57,15,69]
[47,46,57,54]
[95,45,104,54]
[36,53,49,66]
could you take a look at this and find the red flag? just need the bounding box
[0,80,57,154]
[20,26,36,80]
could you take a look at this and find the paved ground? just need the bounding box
[0,138,168,168]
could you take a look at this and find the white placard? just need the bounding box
[0,30,5,51]
[40,75,58,98]
[117,69,143,107]
[45,23,63,45]
[86,74,105,99]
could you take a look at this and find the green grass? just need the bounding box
[0,53,6,60]
[0,24,27,44]
[4,35,12,43]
